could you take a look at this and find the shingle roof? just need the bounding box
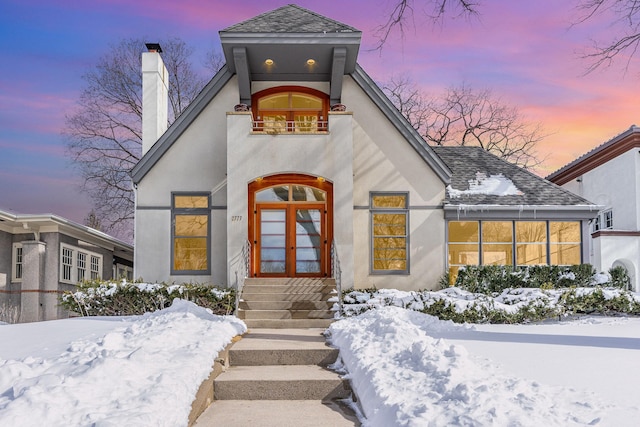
[432,146,593,206]
[222,4,359,33]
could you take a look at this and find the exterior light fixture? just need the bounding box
[265,59,274,65]
[306,59,316,65]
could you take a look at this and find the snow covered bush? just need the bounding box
[559,287,640,315]
[60,280,235,316]
[454,264,626,294]
[339,285,640,323]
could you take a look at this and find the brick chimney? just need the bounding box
[142,43,168,155]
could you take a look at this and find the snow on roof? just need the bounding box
[447,172,523,198]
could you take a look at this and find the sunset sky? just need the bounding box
[0,0,637,224]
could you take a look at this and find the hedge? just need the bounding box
[60,280,235,317]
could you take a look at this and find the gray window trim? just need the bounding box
[369,191,410,275]
[171,192,212,276]
[446,219,584,271]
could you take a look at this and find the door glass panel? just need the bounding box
[258,94,289,109]
[262,114,288,132]
[295,209,321,273]
[291,185,325,201]
[291,93,322,109]
[294,114,317,133]
[260,209,286,274]
[256,186,290,202]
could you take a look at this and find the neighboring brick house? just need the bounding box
[0,209,133,322]
[547,125,640,291]
[131,4,597,293]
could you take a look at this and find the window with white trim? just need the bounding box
[603,209,613,229]
[113,264,133,281]
[60,244,103,284]
[592,209,613,232]
[11,243,23,282]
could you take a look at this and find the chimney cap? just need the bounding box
[145,43,163,53]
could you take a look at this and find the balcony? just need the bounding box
[252,119,329,134]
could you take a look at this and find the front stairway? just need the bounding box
[238,278,336,329]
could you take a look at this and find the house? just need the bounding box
[547,125,640,291]
[131,5,597,295]
[0,209,133,323]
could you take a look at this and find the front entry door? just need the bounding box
[256,204,326,277]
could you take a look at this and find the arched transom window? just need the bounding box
[252,86,329,133]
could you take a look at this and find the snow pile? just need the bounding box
[0,299,246,427]
[447,172,523,198]
[328,306,604,426]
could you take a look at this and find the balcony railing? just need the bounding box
[252,120,328,133]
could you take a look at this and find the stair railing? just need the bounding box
[330,239,343,317]
[232,239,251,315]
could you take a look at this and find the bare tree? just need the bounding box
[84,210,103,231]
[575,0,640,72]
[383,78,545,168]
[65,38,221,239]
[377,0,640,72]
[374,0,479,49]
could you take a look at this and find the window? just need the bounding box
[113,264,133,281]
[252,87,329,133]
[448,221,479,280]
[482,221,513,265]
[592,209,613,232]
[603,210,613,229]
[550,222,581,265]
[11,243,22,282]
[447,220,582,282]
[515,221,547,266]
[371,193,409,274]
[77,252,87,282]
[60,244,103,284]
[172,193,210,274]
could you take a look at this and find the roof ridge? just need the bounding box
[547,124,639,179]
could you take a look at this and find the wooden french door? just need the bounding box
[256,204,326,277]
[249,174,333,278]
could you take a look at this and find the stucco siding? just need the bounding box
[343,77,446,290]
[580,148,638,230]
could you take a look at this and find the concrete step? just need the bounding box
[242,284,335,294]
[229,328,337,366]
[244,278,336,287]
[193,400,359,426]
[241,292,332,302]
[244,319,335,329]
[214,365,350,401]
[239,300,332,310]
[238,309,333,320]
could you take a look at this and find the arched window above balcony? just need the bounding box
[252,86,329,133]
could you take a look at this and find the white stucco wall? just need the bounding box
[561,147,640,290]
[134,79,238,285]
[343,77,447,291]
[577,149,638,230]
[226,111,355,288]
[136,76,447,291]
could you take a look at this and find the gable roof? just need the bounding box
[221,4,358,33]
[546,125,640,185]
[132,5,451,186]
[432,146,597,219]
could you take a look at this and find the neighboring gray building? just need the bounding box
[132,5,597,292]
[0,209,133,323]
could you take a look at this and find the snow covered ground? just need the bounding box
[0,300,245,427]
[1,296,639,426]
[328,306,640,426]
